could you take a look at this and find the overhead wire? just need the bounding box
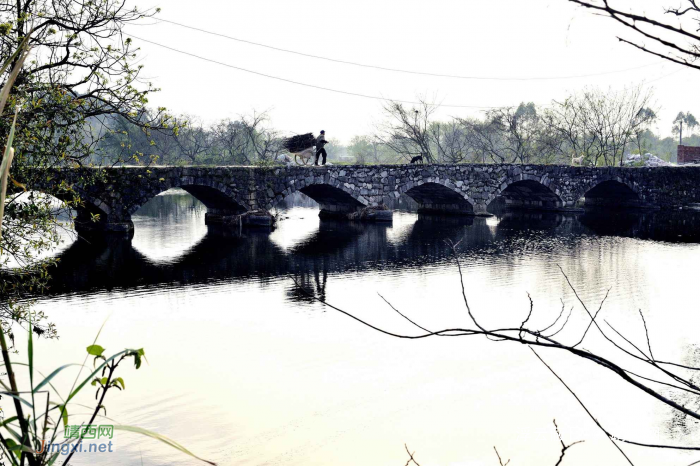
[125,33,504,109]
[151,17,664,82]
[125,16,682,112]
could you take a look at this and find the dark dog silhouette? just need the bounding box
[410,155,423,164]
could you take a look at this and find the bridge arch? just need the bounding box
[284,181,368,218]
[126,179,248,218]
[399,180,475,215]
[489,178,564,210]
[579,178,643,208]
[14,184,115,234]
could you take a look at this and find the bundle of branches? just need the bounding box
[283,133,316,153]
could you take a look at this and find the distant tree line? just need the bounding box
[374,86,660,166]
[91,86,697,167]
[89,110,279,166]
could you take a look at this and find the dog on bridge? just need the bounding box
[410,155,424,164]
[293,147,316,165]
[571,155,585,166]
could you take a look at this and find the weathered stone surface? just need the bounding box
[28,164,700,231]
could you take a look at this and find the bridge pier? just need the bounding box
[473,204,495,217]
[416,202,473,216]
[73,213,135,239]
[205,208,245,225]
[318,203,393,222]
[316,202,357,219]
[414,202,493,217]
[205,209,276,228]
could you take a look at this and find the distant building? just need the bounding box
[678,145,700,164]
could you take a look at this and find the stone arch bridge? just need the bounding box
[30,164,700,233]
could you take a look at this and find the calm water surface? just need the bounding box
[16,189,700,465]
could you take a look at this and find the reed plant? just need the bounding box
[0,29,214,466]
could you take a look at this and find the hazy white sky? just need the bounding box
[125,0,699,143]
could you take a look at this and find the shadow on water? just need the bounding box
[578,208,700,242]
[40,201,700,301]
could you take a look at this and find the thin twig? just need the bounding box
[378,293,433,334]
[530,347,635,465]
[493,446,510,466]
[539,299,567,334]
[404,444,421,466]
[553,419,584,466]
[519,292,534,338]
[638,309,654,361]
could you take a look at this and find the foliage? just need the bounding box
[0,318,215,465]
[92,88,696,168]
[672,111,698,145]
[376,100,436,163]
[550,86,656,166]
[460,102,565,165]
[1,104,213,465]
[347,135,393,164]
[88,83,700,168]
[370,88,657,166]
[0,1,174,332]
[429,120,475,164]
[0,23,59,337]
[96,110,285,166]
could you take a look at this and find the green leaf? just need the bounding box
[114,425,216,465]
[113,377,125,390]
[0,392,33,409]
[3,423,22,442]
[86,345,105,357]
[0,114,17,242]
[128,348,146,369]
[66,350,129,404]
[0,437,20,465]
[59,404,68,428]
[28,314,33,389]
[4,438,21,459]
[0,31,31,78]
[0,416,18,429]
[48,401,69,428]
[34,364,82,393]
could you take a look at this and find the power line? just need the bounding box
[126,33,504,109]
[151,17,663,81]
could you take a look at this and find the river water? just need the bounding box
[18,189,700,465]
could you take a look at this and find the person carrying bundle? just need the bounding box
[282,131,330,165]
[315,130,328,166]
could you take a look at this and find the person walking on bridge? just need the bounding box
[315,130,329,166]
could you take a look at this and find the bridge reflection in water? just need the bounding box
[42,188,700,300]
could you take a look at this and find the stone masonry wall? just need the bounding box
[28,164,700,231]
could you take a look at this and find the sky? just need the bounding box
[123,0,700,143]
